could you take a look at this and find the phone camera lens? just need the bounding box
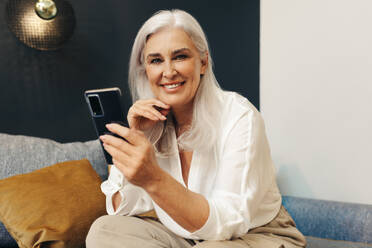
[88,95,103,116]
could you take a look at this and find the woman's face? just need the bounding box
[143,27,207,109]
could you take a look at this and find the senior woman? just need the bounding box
[86,9,306,248]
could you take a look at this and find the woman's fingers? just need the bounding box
[103,142,129,165]
[106,123,142,145]
[127,99,170,130]
[136,99,170,116]
[136,100,169,117]
[100,134,133,155]
[131,104,165,121]
[129,107,158,122]
[103,142,139,170]
[145,99,170,110]
[134,98,169,109]
[103,123,159,187]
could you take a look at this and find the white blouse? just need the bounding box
[100,91,282,241]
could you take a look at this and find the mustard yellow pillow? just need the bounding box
[0,159,106,248]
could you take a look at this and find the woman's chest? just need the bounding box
[179,151,193,187]
[156,150,218,194]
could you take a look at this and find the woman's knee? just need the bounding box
[86,215,177,248]
[86,215,155,246]
[86,215,116,246]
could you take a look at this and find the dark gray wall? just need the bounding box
[0,0,259,143]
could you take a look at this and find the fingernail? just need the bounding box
[106,124,113,128]
[99,135,106,140]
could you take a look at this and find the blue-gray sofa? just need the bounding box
[0,133,371,247]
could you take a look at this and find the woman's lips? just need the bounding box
[160,81,185,92]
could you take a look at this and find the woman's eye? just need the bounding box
[150,58,162,64]
[174,54,188,60]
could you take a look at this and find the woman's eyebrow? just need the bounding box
[146,53,161,58]
[146,48,191,59]
[172,48,191,54]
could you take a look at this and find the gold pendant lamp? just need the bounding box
[5,0,76,51]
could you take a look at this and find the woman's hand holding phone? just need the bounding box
[100,124,163,190]
[127,99,170,131]
[100,99,169,206]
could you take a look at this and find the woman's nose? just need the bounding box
[163,61,177,79]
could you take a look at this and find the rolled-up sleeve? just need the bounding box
[101,165,154,216]
[190,108,281,240]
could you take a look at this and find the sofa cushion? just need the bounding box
[306,236,372,248]
[282,196,372,244]
[0,159,106,248]
[0,133,108,247]
[0,133,107,180]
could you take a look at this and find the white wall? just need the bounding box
[260,0,372,204]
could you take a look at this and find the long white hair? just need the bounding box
[128,9,223,154]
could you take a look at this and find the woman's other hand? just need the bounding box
[127,99,170,131]
[100,123,163,190]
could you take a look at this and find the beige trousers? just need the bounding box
[86,206,307,248]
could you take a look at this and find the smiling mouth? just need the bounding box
[161,81,185,89]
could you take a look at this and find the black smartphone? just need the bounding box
[84,87,128,165]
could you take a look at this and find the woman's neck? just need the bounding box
[172,102,193,136]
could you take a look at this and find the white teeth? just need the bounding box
[164,83,181,89]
